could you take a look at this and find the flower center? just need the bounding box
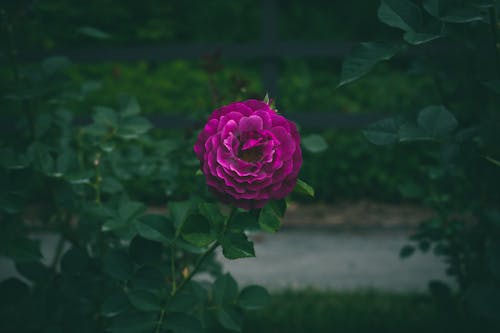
[238,145,263,162]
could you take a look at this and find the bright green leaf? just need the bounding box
[220,232,255,259]
[259,204,281,233]
[294,179,315,197]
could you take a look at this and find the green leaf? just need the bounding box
[400,245,416,258]
[102,291,130,317]
[118,200,146,222]
[119,95,141,117]
[228,210,260,231]
[136,214,175,245]
[127,290,161,312]
[117,116,152,140]
[269,199,287,218]
[61,247,89,274]
[238,285,271,310]
[199,202,225,232]
[101,177,124,194]
[217,306,243,332]
[132,266,165,291]
[403,31,442,45]
[169,200,193,232]
[15,261,50,284]
[81,80,102,94]
[27,143,55,175]
[109,312,157,333]
[103,249,132,281]
[417,105,458,138]
[301,134,328,153]
[213,273,239,305]
[378,0,422,32]
[423,0,484,23]
[220,232,255,259]
[0,237,42,262]
[41,56,71,74]
[294,179,315,197]
[363,118,399,145]
[163,313,203,333]
[338,42,401,87]
[129,236,162,265]
[181,213,216,247]
[77,26,110,39]
[398,122,433,142]
[258,204,281,233]
[92,106,118,127]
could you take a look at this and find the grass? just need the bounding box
[242,289,497,333]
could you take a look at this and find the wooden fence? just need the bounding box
[15,0,392,129]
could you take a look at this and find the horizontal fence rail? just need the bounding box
[0,113,386,131]
[15,42,355,63]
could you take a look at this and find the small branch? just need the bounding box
[154,241,219,333]
[93,152,102,204]
[170,246,177,295]
[176,241,219,292]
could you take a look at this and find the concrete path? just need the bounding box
[0,229,452,292]
[218,229,452,292]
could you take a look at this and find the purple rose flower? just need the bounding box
[194,99,302,210]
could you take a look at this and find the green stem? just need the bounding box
[170,246,177,295]
[154,206,236,332]
[176,241,219,292]
[154,241,219,333]
[93,152,102,204]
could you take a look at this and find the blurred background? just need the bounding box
[1,0,499,332]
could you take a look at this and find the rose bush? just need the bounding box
[194,100,302,209]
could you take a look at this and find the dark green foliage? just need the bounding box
[243,289,500,333]
[0,51,277,333]
[340,0,500,323]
